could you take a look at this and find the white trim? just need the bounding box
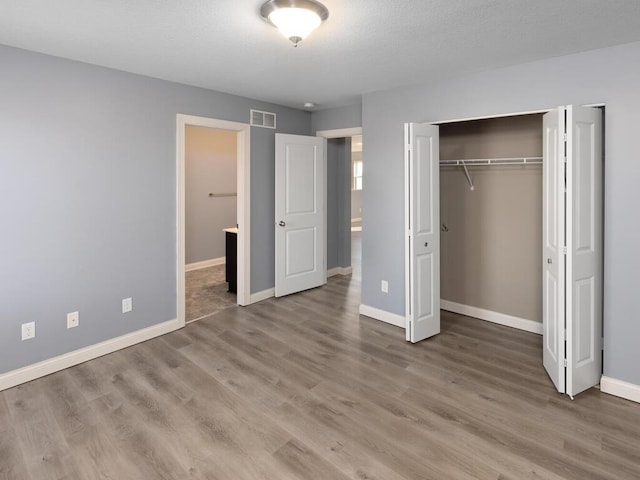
[185,256,225,272]
[351,217,362,223]
[327,266,353,277]
[316,127,362,139]
[351,226,362,232]
[249,288,275,304]
[428,104,604,126]
[600,376,640,404]
[359,304,405,328]
[441,300,542,335]
[177,114,251,324]
[0,318,180,392]
[430,109,551,125]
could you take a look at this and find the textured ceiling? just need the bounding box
[1,0,640,110]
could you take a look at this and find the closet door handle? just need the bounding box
[424,242,429,247]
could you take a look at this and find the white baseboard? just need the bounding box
[359,304,405,328]
[249,288,275,304]
[0,318,181,392]
[441,300,542,335]
[600,376,640,404]
[327,266,353,277]
[185,256,225,272]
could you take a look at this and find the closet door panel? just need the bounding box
[566,106,603,398]
[542,107,566,393]
[405,123,440,343]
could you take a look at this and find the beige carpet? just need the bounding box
[185,264,236,322]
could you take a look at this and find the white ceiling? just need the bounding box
[2,0,640,110]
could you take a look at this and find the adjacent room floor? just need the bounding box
[185,264,236,322]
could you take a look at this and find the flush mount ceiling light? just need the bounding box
[261,0,329,47]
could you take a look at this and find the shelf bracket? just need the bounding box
[461,160,474,191]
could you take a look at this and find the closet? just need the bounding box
[404,106,603,398]
[439,114,543,332]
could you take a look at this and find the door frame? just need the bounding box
[176,114,251,327]
[316,127,363,277]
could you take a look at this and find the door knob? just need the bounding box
[279,221,286,227]
[547,258,552,264]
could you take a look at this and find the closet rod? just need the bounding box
[440,156,542,167]
[208,193,237,198]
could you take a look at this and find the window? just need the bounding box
[353,159,363,190]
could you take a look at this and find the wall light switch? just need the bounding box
[381,280,389,293]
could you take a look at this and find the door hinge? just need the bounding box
[563,133,568,142]
[563,359,568,368]
[562,246,567,255]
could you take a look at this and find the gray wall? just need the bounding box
[327,138,352,270]
[185,126,237,264]
[311,104,362,133]
[0,44,310,375]
[361,41,640,385]
[440,115,543,323]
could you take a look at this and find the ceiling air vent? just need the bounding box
[250,109,276,129]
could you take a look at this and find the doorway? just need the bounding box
[184,126,237,322]
[350,135,363,281]
[176,114,251,328]
[317,127,363,286]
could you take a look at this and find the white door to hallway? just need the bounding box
[275,134,327,297]
[405,123,441,343]
[543,105,603,398]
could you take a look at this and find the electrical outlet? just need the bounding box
[122,297,133,313]
[67,311,79,329]
[21,322,35,341]
[381,280,389,293]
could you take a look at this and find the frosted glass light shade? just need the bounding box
[260,0,329,47]
[269,8,321,45]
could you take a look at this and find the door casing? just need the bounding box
[176,114,251,327]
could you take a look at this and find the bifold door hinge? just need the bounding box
[563,359,568,368]
[563,133,568,142]
[562,246,568,255]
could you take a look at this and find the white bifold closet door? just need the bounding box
[275,133,327,297]
[405,123,440,343]
[543,105,603,398]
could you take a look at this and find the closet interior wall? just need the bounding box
[439,114,543,325]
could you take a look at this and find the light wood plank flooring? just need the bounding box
[1,273,639,479]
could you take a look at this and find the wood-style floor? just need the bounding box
[2,273,640,479]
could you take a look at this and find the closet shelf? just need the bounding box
[440,157,542,166]
[440,157,542,191]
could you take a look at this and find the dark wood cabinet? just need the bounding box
[225,230,237,293]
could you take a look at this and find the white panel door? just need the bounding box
[543,105,603,397]
[275,134,326,297]
[542,107,566,393]
[405,123,440,343]
[566,105,603,397]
